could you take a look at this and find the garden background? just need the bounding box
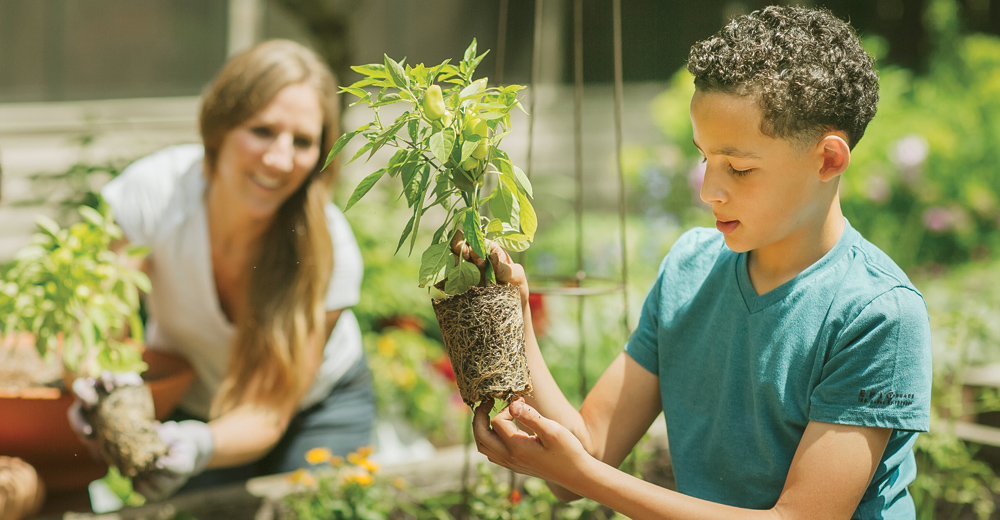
[2,0,1000,518]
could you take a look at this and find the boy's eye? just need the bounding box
[728,165,753,176]
[293,136,315,148]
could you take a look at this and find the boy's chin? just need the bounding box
[721,236,752,254]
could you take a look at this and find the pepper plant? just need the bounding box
[329,39,536,296]
[0,200,150,377]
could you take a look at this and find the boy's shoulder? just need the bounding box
[657,226,729,276]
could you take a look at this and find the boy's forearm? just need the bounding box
[520,306,593,451]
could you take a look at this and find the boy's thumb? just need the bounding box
[509,399,550,434]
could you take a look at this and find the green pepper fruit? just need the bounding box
[460,156,480,171]
[422,85,446,120]
[471,139,489,160]
[453,164,482,192]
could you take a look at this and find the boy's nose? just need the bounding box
[699,165,727,204]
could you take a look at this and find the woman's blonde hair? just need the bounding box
[200,39,339,417]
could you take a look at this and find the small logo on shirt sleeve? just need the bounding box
[858,388,915,406]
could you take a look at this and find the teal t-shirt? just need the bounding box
[625,220,932,519]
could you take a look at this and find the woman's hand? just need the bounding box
[472,398,593,489]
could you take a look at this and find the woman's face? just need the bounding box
[212,83,324,220]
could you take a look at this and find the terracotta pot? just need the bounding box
[0,343,194,493]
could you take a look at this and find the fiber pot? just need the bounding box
[432,283,531,406]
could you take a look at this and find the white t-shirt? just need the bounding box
[101,144,364,418]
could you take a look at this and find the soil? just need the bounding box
[0,342,63,392]
[432,284,532,406]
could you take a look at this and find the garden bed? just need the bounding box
[42,432,671,520]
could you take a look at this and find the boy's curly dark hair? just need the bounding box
[687,5,878,149]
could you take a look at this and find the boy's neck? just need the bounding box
[746,201,845,296]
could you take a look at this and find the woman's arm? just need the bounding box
[205,308,343,468]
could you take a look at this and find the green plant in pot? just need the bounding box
[0,201,163,478]
[331,39,535,406]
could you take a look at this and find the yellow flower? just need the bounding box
[377,336,397,357]
[328,455,345,467]
[361,460,381,473]
[288,468,317,487]
[343,470,374,487]
[305,447,333,465]
[356,445,375,458]
[347,452,365,466]
[392,477,407,490]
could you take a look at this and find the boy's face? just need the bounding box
[690,90,834,255]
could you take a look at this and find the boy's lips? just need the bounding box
[716,219,739,234]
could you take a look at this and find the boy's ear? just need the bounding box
[817,133,851,182]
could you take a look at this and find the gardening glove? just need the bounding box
[133,420,214,502]
[67,371,144,458]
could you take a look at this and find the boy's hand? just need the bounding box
[449,231,529,307]
[472,398,591,491]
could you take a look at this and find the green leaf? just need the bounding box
[461,210,488,262]
[371,92,403,107]
[429,128,456,165]
[344,168,386,211]
[78,206,104,227]
[511,164,533,198]
[418,242,451,288]
[384,55,409,90]
[515,190,537,240]
[322,129,360,172]
[459,136,481,163]
[463,39,478,63]
[496,235,531,252]
[350,64,387,78]
[35,215,61,237]
[338,86,369,99]
[395,215,415,255]
[488,183,515,226]
[368,119,407,159]
[444,258,480,295]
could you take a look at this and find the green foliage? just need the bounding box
[0,200,150,376]
[364,327,466,447]
[280,454,613,520]
[330,39,536,296]
[910,260,1000,518]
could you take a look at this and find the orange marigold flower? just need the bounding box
[288,468,317,487]
[343,470,374,487]
[305,447,333,465]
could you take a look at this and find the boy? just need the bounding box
[471,5,932,519]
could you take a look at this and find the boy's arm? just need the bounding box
[478,401,891,520]
[463,240,661,497]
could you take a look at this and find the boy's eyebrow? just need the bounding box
[692,139,762,160]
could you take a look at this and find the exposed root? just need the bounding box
[433,284,532,406]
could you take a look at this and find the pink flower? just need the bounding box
[922,207,953,232]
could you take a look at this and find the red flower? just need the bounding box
[432,356,456,382]
[510,489,522,505]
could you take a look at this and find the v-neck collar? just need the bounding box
[188,170,237,332]
[736,218,855,314]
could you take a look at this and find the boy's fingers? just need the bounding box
[508,399,555,439]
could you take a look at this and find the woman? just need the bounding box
[82,39,374,500]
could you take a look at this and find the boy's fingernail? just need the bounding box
[510,400,523,416]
